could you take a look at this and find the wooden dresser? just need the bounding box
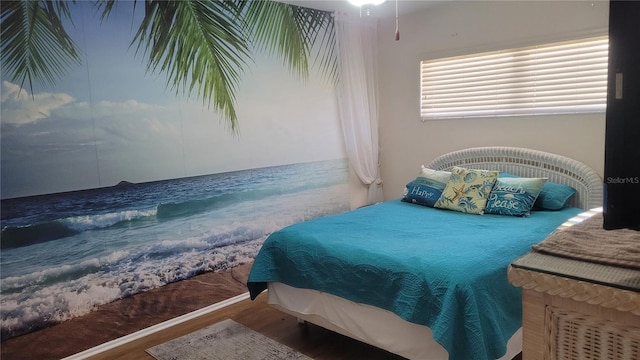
[508,210,640,360]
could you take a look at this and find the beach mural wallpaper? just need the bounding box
[0,1,348,340]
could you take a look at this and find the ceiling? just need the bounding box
[281,0,439,19]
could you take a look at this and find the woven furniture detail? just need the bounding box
[426,146,603,210]
[545,306,640,360]
[508,266,640,315]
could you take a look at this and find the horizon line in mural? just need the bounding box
[0,61,344,199]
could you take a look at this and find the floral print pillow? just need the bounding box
[434,166,499,215]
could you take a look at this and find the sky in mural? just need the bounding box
[1,1,345,199]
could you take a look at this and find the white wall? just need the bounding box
[376,0,609,200]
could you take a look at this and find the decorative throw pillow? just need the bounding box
[434,167,499,214]
[485,177,547,216]
[499,172,577,211]
[402,167,451,207]
[533,182,577,210]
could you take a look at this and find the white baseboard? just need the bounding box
[61,292,251,360]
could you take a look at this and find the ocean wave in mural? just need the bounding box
[0,159,349,339]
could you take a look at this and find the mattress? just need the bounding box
[267,282,524,360]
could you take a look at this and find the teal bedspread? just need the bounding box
[247,199,582,360]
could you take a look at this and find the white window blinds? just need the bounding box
[420,36,609,120]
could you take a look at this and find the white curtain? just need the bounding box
[334,13,384,205]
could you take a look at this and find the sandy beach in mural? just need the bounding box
[0,262,253,360]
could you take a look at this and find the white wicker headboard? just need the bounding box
[426,146,603,210]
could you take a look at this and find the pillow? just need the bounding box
[485,177,547,216]
[419,165,451,180]
[434,166,499,214]
[534,182,577,210]
[402,167,451,207]
[499,172,577,210]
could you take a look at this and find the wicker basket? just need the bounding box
[545,306,640,360]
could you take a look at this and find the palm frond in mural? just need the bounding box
[0,0,81,93]
[242,0,337,83]
[0,0,336,131]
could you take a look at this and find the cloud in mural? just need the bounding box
[52,98,178,144]
[55,99,154,120]
[1,81,75,126]
[1,82,177,144]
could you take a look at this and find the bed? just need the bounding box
[247,146,603,360]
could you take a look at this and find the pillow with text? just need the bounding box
[485,177,547,216]
[402,167,451,207]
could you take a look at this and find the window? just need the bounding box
[420,36,608,120]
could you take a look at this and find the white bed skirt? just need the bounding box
[267,282,522,360]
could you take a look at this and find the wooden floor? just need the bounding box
[85,294,407,360]
[83,294,523,360]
